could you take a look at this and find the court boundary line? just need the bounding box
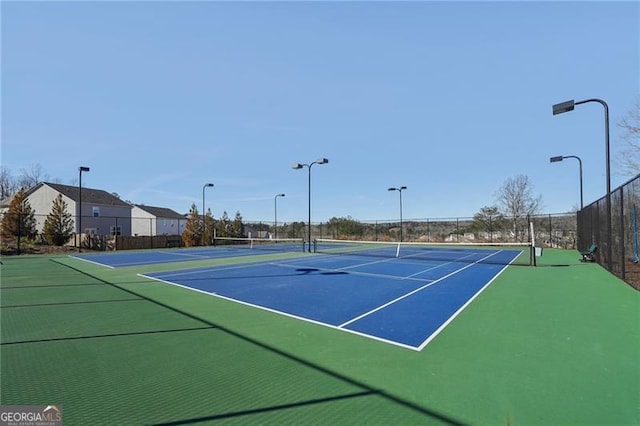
[269,261,434,283]
[416,259,514,351]
[138,271,420,351]
[69,247,305,268]
[337,250,505,328]
[137,249,521,351]
[68,255,116,269]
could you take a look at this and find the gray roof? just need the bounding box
[28,182,132,208]
[134,204,185,219]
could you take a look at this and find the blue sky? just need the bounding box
[2,1,638,223]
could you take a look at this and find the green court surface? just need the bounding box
[1,250,638,425]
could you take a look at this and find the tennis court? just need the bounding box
[71,237,305,267]
[141,242,526,350]
[2,249,639,425]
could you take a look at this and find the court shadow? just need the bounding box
[321,271,349,275]
[51,259,467,426]
[296,268,319,274]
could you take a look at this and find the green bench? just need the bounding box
[579,244,597,262]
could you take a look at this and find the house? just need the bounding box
[131,204,186,236]
[25,182,133,238]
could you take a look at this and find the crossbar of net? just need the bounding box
[214,236,305,252]
[313,239,533,266]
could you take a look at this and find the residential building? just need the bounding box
[131,205,186,236]
[25,182,133,238]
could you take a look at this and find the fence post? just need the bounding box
[17,212,22,255]
[489,216,493,243]
[620,188,625,280]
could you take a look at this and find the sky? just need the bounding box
[2,1,638,224]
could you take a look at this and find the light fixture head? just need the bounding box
[552,100,575,115]
[316,158,329,165]
[79,166,90,172]
[550,156,564,163]
[292,163,303,170]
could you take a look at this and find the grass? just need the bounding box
[1,249,638,425]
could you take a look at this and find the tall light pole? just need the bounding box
[550,155,583,209]
[202,183,214,245]
[553,98,611,269]
[388,186,407,242]
[78,166,90,252]
[293,158,329,252]
[274,193,285,239]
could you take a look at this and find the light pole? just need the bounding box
[274,193,285,239]
[293,158,329,252]
[388,186,407,242]
[550,155,583,209]
[78,166,90,252]
[202,183,214,245]
[553,98,611,269]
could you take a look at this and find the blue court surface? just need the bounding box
[70,244,304,267]
[140,248,523,350]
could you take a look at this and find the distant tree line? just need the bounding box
[181,203,245,247]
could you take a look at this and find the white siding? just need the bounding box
[27,185,76,233]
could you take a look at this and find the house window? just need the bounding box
[110,226,121,236]
[92,207,100,217]
[84,228,97,235]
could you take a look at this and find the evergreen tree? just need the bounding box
[43,194,74,245]
[0,189,37,240]
[182,203,202,247]
[471,206,505,241]
[203,208,215,245]
[216,211,231,238]
[232,211,244,237]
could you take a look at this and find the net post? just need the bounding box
[530,221,536,266]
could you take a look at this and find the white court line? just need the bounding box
[138,248,521,352]
[137,271,421,351]
[155,250,214,259]
[400,251,481,279]
[151,261,274,278]
[68,255,115,269]
[338,250,504,328]
[270,261,434,283]
[416,251,521,351]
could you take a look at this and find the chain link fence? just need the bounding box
[244,213,576,248]
[577,174,640,290]
[1,211,576,255]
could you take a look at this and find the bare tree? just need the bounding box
[17,164,49,189]
[0,166,18,199]
[618,98,640,176]
[495,175,542,242]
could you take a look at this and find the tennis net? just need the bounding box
[313,239,533,266]
[214,236,306,253]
